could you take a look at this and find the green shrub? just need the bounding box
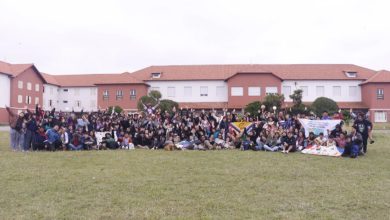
[311,97,339,116]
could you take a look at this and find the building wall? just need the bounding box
[42,84,60,110]
[226,73,282,108]
[146,80,228,103]
[97,84,148,111]
[10,67,44,110]
[282,80,363,102]
[362,83,390,122]
[56,87,98,112]
[0,74,11,108]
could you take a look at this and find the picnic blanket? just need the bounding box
[301,145,344,157]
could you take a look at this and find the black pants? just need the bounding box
[362,136,368,153]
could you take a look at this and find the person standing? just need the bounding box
[352,112,373,154]
[6,107,24,151]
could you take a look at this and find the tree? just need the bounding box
[244,101,262,117]
[289,89,307,114]
[149,90,162,100]
[289,89,303,106]
[263,94,285,112]
[137,90,178,114]
[311,97,339,116]
[159,99,179,114]
[108,105,123,114]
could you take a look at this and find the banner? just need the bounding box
[298,119,341,137]
[229,122,254,133]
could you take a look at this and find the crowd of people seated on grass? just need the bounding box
[6,103,374,158]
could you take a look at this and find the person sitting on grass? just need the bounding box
[34,126,47,151]
[282,131,296,154]
[314,132,327,147]
[45,125,62,151]
[68,131,83,151]
[296,131,306,151]
[102,133,119,150]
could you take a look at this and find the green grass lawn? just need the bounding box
[0,131,389,220]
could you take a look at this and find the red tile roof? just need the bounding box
[129,64,377,81]
[41,72,60,86]
[361,70,390,84]
[41,72,147,87]
[0,60,33,77]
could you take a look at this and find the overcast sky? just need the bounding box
[0,0,389,74]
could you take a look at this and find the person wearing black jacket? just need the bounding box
[282,131,296,154]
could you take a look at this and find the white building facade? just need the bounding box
[147,80,228,103]
[282,80,363,102]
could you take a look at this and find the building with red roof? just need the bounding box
[0,60,389,123]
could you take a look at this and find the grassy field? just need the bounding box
[0,131,389,220]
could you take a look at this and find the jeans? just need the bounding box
[263,144,279,152]
[68,144,84,151]
[10,129,22,151]
[23,130,34,151]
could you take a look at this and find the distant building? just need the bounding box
[0,61,389,123]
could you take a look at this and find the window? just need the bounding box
[333,86,341,96]
[265,87,278,95]
[27,82,32,90]
[103,90,109,100]
[184,86,192,97]
[116,90,123,100]
[75,100,81,107]
[90,100,96,108]
[216,86,225,97]
[316,86,325,97]
[377,88,384,100]
[35,84,40,92]
[130,89,137,100]
[90,88,96,95]
[151,72,161,78]
[299,86,308,97]
[35,97,39,105]
[74,88,80,96]
[248,87,261,96]
[200,86,208,96]
[345,71,357,78]
[167,87,175,97]
[18,81,23,89]
[374,111,387,122]
[18,95,23,104]
[25,96,31,104]
[231,87,243,96]
[49,100,53,107]
[63,100,68,104]
[349,86,357,97]
[282,86,291,97]
[63,89,68,92]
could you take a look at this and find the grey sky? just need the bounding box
[0,0,389,74]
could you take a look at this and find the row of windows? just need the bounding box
[151,86,227,98]
[230,86,278,96]
[17,95,39,105]
[102,90,137,100]
[47,99,97,108]
[18,81,40,92]
[45,87,97,96]
[282,86,359,98]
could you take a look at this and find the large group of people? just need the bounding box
[6,103,374,158]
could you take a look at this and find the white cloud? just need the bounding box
[0,0,389,73]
